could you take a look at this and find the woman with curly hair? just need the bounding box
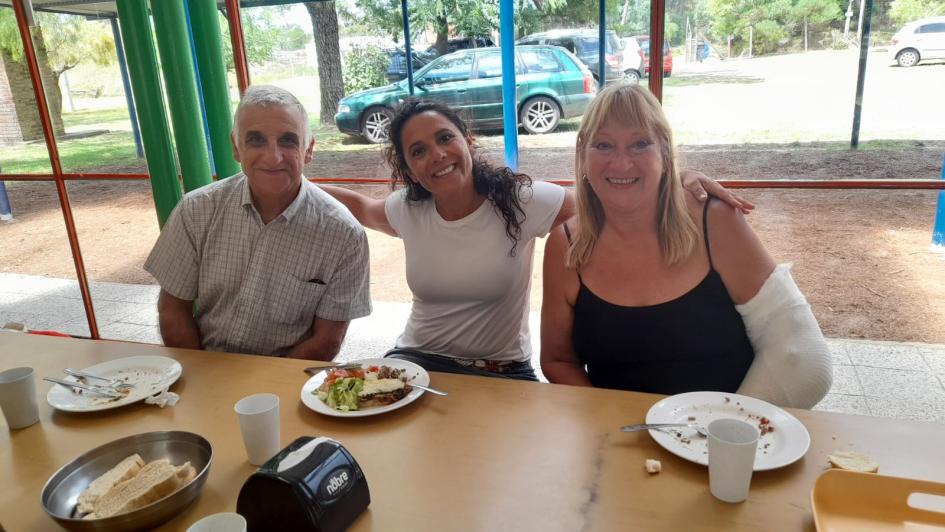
[322,98,745,380]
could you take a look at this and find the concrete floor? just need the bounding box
[2,272,944,423]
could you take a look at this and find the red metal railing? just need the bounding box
[224,0,250,95]
[11,0,98,338]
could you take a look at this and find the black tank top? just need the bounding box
[568,202,754,394]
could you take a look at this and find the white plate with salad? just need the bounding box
[300,358,430,417]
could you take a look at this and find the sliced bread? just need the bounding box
[88,459,194,518]
[827,451,879,473]
[76,453,145,514]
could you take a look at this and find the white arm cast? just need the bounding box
[735,264,833,409]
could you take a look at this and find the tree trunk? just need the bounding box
[804,17,809,52]
[304,2,344,126]
[31,27,65,136]
[748,25,753,58]
[435,15,449,56]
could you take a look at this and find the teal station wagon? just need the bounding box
[335,45,598,143]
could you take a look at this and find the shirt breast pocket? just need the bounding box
[271,275,327,325]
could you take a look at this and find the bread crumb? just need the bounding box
[645,459,661,474]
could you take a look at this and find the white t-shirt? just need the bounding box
[385,180,565,362]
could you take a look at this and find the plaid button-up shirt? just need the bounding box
[145,174,371,356]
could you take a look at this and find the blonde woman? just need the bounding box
[540,83,831,408]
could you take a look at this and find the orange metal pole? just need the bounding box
[648,0,666,101]
[11,0,99,339]
[224,0,250,95]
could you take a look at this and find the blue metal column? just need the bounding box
[850,0,873,148]
[0,164,11,221]
[499,0,518,170]
[110,17,144,159]
[401,0,415,95]
[182,0,216,176]
[932,152,945,249]
[599,0,606,84]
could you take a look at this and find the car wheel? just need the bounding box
[361,107,393,144]
[520,96,561,135]
[625,70,641,84]
[896,49,919,67]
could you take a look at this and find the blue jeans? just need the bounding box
[384,348,538,382]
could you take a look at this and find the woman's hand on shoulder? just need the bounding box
[680,169,754,214]
[318,185,396,236]
[704,200,775,305]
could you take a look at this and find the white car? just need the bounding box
[889,16,945,67]
[621,37,644,83]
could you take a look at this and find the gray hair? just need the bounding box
[232,84,311,143]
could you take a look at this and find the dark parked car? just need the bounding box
[634,35,673,77]
[336,45,597,143]
[385,37,495,83]
[517,29,626,84]
[385,49,434,83]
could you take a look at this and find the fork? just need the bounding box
[43,377,125,398]
[620,423,708,437]
[65,368,134,389]
[409,383,448,396]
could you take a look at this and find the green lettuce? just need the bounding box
[323,377,363,412]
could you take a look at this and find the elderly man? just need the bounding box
[144,85,370,360]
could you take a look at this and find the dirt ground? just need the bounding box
[3,142,944,344]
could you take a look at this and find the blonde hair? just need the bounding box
[567,82,699,269]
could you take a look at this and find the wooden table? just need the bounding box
[2,334,943,531]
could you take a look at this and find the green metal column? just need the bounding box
[115,0,182,227]
[187,0,240,179]
[151,0,213,192]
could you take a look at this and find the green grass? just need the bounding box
[1,131,141,174]
[62,107,132,130]
[4,103,937,177]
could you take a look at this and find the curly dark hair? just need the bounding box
[383,98,533,255]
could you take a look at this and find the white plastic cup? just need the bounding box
[187,512,247,532]
[707,418,758,503]
[0,367,40,430]
[234,393,280,466]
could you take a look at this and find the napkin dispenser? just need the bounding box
[237,436,370,531]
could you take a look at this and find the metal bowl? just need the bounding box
[41,431,212,531]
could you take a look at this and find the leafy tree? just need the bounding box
[342,44,389,93]
[0,10,115,136]
[344,0,497,55]
[345,0,407,42]
[220,6,306,68]
[708,0,793,55]
[793,0,841,50]
[0,12,114,77]
[889,0,945,25]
